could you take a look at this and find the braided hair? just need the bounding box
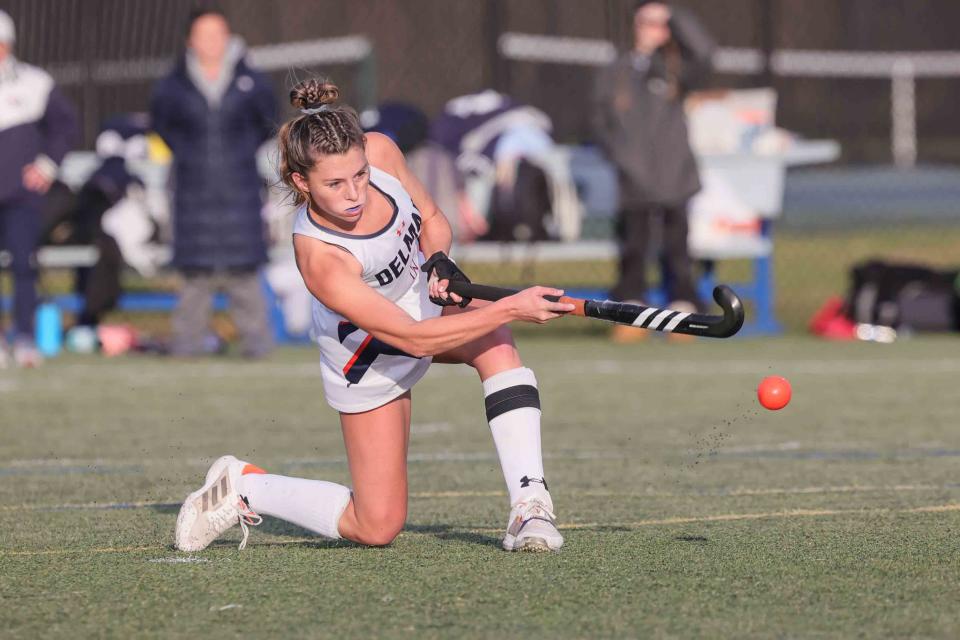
[277,78,365,206]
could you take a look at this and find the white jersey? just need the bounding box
[292,165,441,413]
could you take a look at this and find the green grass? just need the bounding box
[3,336,960,638]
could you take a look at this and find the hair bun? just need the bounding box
[290,79,340,111]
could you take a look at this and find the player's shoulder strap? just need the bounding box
[369,164,403,194]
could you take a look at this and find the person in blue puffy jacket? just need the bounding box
[150,8,277,358]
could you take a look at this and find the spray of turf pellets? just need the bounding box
[677,401,758,477]
[681,422,733,473]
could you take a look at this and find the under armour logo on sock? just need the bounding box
[520,476,548,490]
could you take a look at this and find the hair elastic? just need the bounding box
[301,105,331,115]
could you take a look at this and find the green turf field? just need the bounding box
[3,336,960,638]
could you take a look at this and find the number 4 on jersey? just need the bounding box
[339,321,419,385]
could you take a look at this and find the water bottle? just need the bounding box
[35,301,63,357]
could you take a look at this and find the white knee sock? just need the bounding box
[239,473,351,540]
[483,367,551,507]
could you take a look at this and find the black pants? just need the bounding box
[611,203,699,307]
[0,197,41,339]
[74,234,123,326]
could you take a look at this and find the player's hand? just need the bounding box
[22,163,53,194]
[421,251,471,307]
[505,286,576,324]
[428,272,465,307]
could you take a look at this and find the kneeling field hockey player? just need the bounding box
[174,78,574,552]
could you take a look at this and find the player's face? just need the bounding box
[300,145,371,224]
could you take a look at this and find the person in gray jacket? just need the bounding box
[593,1,715,341]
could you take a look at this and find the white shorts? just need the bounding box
[312,279,442,413]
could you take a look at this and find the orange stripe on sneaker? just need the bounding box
[242,464,267,475]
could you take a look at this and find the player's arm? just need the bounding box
[364,132,470,305]
[668,6,716,91]
[364,132,452,257]
[294,235,572,358]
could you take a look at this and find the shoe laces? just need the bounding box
[517,498,556,522]
[236,496,262,551]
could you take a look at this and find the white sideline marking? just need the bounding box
[721,441,802,453]
[578,358,960,376]
[0,450,630,472]
[0,500,179,512]
[22,358,960,381]
[410,422,452,435]
[3,483,955,514]
[149,556,208,564]
[557,503,960,531]
[5,503,959,557]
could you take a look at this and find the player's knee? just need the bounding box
[488,324,516,349]
[358,518,404,546]
[355,507,406,546]
[469,326,519,366]
[362,527,402,547]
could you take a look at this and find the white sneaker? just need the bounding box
[502,497,564,552]
[174,455,263,552]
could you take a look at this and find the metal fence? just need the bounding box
[8,0,960,162]
[4,0,958,334]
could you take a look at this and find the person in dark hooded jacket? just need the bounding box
[593,1,715,342]
[150,8,277,357]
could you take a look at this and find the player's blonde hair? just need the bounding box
[277,78,365,206]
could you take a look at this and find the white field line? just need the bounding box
[4,502,959,557]
[715,441,943,454]
[1,483,955,514]
[5,438,959,472]
[578,358,960,376]
[0,450,630,470]
[149,556,208,564]
[557,503,960,531]
[721,441,802,453]
[30,357,960,379]
[410,422,452,435]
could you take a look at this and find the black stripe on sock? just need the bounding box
[485,384,540,422]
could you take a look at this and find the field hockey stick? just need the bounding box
[445,281,745,338]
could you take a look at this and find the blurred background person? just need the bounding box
[41,115,163,336]
[593,0,715,343]
[429,89,581,246]
[0,9,79,367]
[362,100,488,245]
[150,7,277,358]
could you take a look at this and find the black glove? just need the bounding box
[420,251,472,307]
